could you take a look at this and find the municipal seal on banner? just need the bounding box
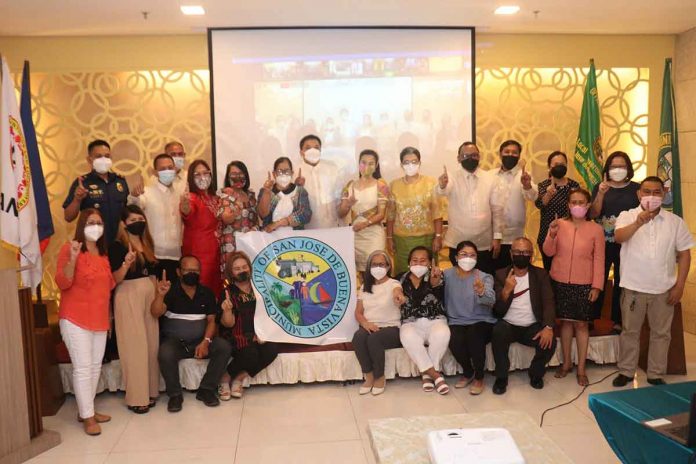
[251,236,352,338]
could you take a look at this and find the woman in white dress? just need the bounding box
[338,149,390,275]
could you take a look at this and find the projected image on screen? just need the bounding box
[210,28,474,191]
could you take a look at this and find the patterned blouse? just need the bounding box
[397,271,446,323]
[387,175,441,237]
[341,178,390,223]
[534,177,581,246]
[217,187,259,274]
[259,184,312,229]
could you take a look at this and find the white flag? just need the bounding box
[0,56,41,291]
[235,227,358,345]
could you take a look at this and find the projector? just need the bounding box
[427,428,526,464]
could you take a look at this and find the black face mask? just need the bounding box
[126,221,146,236]
[234,271,250,282]
[550,165,567,179]
[501,156,519,171]
[181,272,200,286]
[512,255,531,269]
[460,158,479,172]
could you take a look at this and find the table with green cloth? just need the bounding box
[588,381,696,463]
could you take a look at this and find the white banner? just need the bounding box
[235,227,358,345]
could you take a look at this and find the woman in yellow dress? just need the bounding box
[386,147,443,274]
[338,149,390,276]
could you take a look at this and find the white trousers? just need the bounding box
[60,319,107,419]
[399,318,451,372]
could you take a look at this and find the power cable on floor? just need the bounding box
[539,369,619,427]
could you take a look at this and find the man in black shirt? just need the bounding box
[151,256,232,412]
[63,139,129,245]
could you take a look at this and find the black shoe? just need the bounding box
[647,378,666,386]
[492,378,508,395]
[612,374,632,387]
[530,377,544,390]
[196,388,220,407]
[167,395,183,413]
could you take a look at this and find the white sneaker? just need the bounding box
[218,382,231,401]
[231,380,243,399]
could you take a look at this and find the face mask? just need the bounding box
[501,156,519,170]
[512,255,531,269]
[172,156,185,170]
[641,195,662,212]
[158,169,176,186]
[182,272,200,286]
[359,164,376,177]
[234,271,250,282]
[370,266,388,280]
[550,165,567,179]
[460,158,479,172]
[402,163,420,177]
[409,265,429,278]
[92,157,112,174]
[570,205,588,219]
[276,174,292,189]
[457,257,476,272]
[194,175,211,191]
[126,220,146,236]
[304,148,321,164]
[229,176,246,189]
[609,168,628,182]
[84,224,104,242]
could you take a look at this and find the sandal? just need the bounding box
[149,398,157,408]
[231,380,243,399]
[455,376,473,389]
[577,374,589,386]
[127,405,150,414]
[554,366,574,379]
[434,376,449,395]
[422,375,435,392]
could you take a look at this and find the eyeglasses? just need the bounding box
[456,252,477,259]
[457,154,480,161]
[511,250,533,257]
[193,171,211,178]
[275,169,293,176]
[402,160,420,166]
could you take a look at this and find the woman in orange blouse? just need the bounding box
[56,209,116,435]
[543,188,605,386]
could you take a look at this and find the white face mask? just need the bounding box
[276,174,292,189]
[608,167,628,182]
[158,169,176,186]
[403,163,420,177]
[194,175,211,190]
[172,156,185,170]
[409,264,428,278]
[370,266,388,280]
[457,257,477,272]
[304,148,321,164]
[84,224,104,242]
[92,157,112,174]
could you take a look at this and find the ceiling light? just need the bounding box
[181,5,205,15]
[494,5,520,15]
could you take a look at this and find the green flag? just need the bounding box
[574,59,604,189]
[657,58,682,217]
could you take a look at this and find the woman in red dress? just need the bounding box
[181,159,222,295]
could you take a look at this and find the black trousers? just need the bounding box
[493,244,512,270]
[227,342,279,379]
[491,320,556,380]
[448,248,495,275]
[158,336,232,397]
[352,326,401,378]
[593,242,622,324]
[449,322,494,380]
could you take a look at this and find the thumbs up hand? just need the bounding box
[438,165,449,189]
[69,240,82,261]
[180,191,191,215]
[548,213,560,239]
[520,160,532,190]
[74,176,88,201]
[473,270,486,296]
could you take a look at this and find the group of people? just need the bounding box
[55,135,692,436]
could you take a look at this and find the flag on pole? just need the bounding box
[0,56,42,291]
[574,59,604,189]
[657,58,682,217]
[20,60,54,253]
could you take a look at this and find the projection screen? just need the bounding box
[208,27,475,191]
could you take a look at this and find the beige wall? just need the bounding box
[675,27,696,333]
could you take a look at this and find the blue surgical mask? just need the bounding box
[158,169,176,186]
[172,156,185,170]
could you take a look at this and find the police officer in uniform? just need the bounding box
[63,140,130,245]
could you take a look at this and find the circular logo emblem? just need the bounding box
[251,236,352,338]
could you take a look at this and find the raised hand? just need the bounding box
[74,176,88,201]
[636,209,656,226]
[295,167,305,187]
[131,182,145,197]
[520,160,532,190]
[548,214,560,238]
[345,186,358,207]
[473,270,485,296]
[69,240,82,261]
[546,181,558,199]
[180,191,191,214]
[503,268,517,293]
[221,288,234,312]
[263,171,274,190]
[156,269,171,296]
[123,242,137,267]
[598,172,610,195]
[430,260,443,283]
[438,165,449,189]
